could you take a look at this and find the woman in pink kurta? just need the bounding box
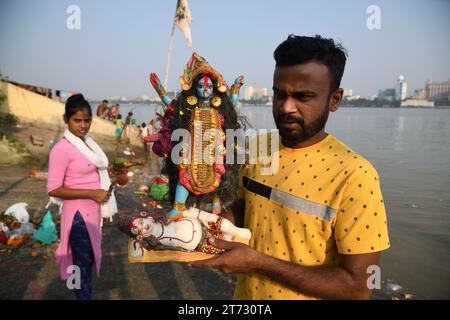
[47,94,111,299]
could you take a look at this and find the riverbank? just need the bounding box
[0,112,146,167]
[2,107,436,300]
[0,120,403,300]
[0,163,404,300]
[0,164,239,299]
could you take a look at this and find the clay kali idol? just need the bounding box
[150,52,245,224]
[118,53,249,262]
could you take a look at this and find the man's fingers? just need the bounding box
[207,237,238,250]
[189,256,222,270]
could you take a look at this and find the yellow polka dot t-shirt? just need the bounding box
[234,133,390,300]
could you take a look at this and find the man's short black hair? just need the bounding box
[274,34,348,92]
[102,99,108,103]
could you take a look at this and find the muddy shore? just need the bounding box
[0,121,398,300]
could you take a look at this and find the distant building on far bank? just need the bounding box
[376,75,408,105]
[413,88,427,100]
[395,75,408,101]
[425,80,450,103]
[343,88,353,98]
[411,79,450,105]
[346,96,361,101]
[342,88,362,101]
[244,86,268,100]
[400,99,434,108]
[377,88,396,102]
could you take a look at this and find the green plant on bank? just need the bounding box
[0,90,6,105]
[5,134,20,144]
[22,153,41,164]
[0,132,22,147]
[0,108,42,165]
[0,113,20,143]
[0,113,24,152]
[0,112,19,125]
[0,131,39,164]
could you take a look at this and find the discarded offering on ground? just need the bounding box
[0,231,7,244]
[28,169,48,179]
[148,175,169,201]
[7,234,32,249]
[9,222,35,239]
[110,157,143,186]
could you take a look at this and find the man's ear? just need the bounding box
[329,88,344,112]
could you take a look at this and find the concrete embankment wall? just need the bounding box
[0,81,142,147]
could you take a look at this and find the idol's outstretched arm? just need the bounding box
[149,73,172,108]
[230,75,244,107]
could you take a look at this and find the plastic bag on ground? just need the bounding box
[4,202,30,223]
[32,211,58,245]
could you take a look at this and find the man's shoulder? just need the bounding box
[329,135,380,180]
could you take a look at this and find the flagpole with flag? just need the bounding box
[163,0,193,90]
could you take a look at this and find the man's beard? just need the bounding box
[275,107,330,148]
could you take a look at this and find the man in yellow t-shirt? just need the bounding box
[191,35,390,300]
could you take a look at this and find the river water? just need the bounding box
[119,103,450,299]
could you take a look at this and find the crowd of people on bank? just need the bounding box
[96,100,121,121]
[96,99,157,151]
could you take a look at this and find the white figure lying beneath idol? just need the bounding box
[119,207,251,258]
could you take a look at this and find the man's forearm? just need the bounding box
[254,253,371,300]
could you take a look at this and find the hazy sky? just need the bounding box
[0,0,449,100]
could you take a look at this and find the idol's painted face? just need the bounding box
[131,217,154,237]
[196,75,213,100]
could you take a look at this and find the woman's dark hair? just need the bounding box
[141,122,146,128]
[274,34,348,92]
[117,114,122,119]
[164,73,241,211]
[65,94,92,119]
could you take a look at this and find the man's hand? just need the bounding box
[190,237,262,274]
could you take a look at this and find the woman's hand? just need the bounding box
[91,189,111,204]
